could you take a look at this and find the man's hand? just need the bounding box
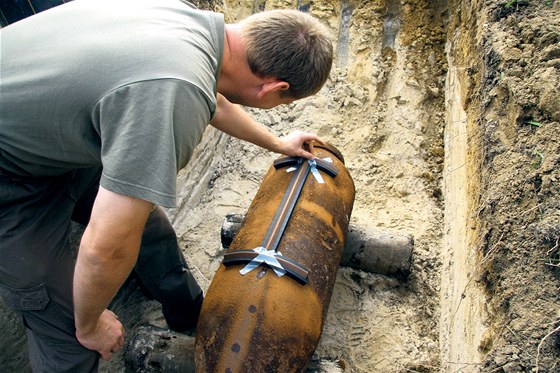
[76,309,125,360]
[73,187,153,360]
[278,130,325,160]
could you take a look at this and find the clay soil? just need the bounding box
[1,0,559,372]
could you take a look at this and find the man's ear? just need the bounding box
[256,80,290,99]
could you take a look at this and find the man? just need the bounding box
[0,0,333,371]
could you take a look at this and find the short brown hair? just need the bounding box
[239,10,333,99]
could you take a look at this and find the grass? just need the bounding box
[532,149,544,169]
[526,120,542,127]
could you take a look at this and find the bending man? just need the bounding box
[0,1,333,371]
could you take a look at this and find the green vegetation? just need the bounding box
[532,149,544,169]
[526,120,543,127]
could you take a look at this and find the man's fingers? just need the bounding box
[100,342,123,361]
[311,136,326,146]
[299,149,315,160]
[280,131,325,160]
[307,141,315,155]
[86,310,125,361]
[302,132,325,146]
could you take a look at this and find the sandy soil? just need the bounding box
[1,0,558,372]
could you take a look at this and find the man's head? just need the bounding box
[238,9,333,100]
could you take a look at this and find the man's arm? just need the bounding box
[210,93,324,159]
[74,186,154,359]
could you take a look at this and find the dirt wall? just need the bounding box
[446,0,560,371]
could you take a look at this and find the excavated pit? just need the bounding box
[1,0,559,372]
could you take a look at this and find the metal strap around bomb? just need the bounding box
[222,248,309,285]
[222,156,338,285]
[262,157,337,252]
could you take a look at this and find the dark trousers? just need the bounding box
[0,167,203,372]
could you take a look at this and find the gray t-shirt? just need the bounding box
[0,0,224,207]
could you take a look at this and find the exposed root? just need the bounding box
[535,320,560,372]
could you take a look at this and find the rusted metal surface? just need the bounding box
[195,143,355,373]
